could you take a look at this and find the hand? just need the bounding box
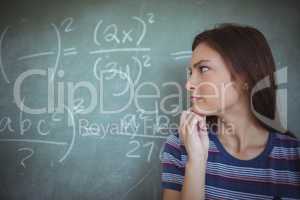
[179,109,209,164]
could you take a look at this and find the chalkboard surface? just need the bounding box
[0,0,299,199]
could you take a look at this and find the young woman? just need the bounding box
[161,23,300,200]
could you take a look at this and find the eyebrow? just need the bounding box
[193,59,210,68]
[189,59,211,70]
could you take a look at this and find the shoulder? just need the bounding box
[163,129,186,156]
[270,131,300,160]
[165,129,182,147]
[161,129,187,165]
[272,131,300,147]
[161,130,186,191]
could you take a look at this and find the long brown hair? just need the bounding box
[191,23,296,138]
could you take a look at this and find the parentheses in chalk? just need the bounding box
[93,19,103,46]
[131,16,146,46]
[50,23,62,82]
[58,105,76,163]
[92,56,103,80]
[131,56,143,86]
[0,26,10,84]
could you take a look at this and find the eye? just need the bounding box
[198,66,209,73]
[187,67,192,76]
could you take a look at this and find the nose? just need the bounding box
[186,79,196,92]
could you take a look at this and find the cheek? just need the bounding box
[221,85,240,109]
[194,81,218,96]
[192,83,240,114]
[192,84,222,114]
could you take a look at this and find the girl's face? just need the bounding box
[187,42,244,116]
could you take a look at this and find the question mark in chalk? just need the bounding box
[17,148,34,168]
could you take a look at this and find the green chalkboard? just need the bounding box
[0,0,299,199]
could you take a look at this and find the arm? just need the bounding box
[162,189,181,200]
[161,110,208,200]
[181,160,207,200]
[179,110,209,200]
[162,161,207,200]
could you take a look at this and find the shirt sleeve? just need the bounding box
[161,132,185,191]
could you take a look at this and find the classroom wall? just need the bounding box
[0,0,299,199]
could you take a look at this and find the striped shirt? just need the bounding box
[161,129,300,199]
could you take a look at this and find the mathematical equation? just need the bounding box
[0,13,192,168]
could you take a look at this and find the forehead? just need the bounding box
[190,42,224,66]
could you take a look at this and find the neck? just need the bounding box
[216,101,269,153]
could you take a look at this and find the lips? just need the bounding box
[190,96,203,101]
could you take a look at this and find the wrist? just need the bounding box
[186,157,208,169]
[188,153,208,164]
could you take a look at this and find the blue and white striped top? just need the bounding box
[161,129,300,199]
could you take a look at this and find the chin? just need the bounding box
[191,103,218,116]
